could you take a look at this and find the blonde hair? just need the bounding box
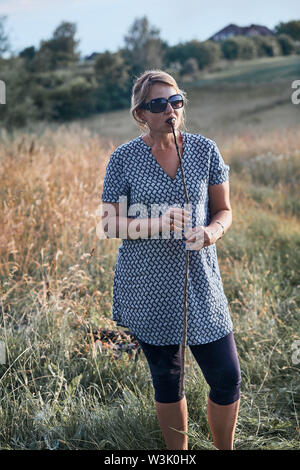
[130,69,188,134]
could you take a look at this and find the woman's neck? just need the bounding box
[144,129,182,150]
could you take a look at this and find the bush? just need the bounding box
[238,37,257,59]
[276,34,295,55]
[294,40,300,54]
[164,40,221,70]
[0,57,39,129]
[47,76,98,120]
[221,38,239,60]
[251,36,281,57]
[94,51,131,112]
[221,36,257,60]
[185,40,222,70]
[181,57,199,76]
[163,43,190,68]
[275,20,300,41]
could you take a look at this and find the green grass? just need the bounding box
[189,55,300,86]
[0,55,300,449]
[2,54,299,145]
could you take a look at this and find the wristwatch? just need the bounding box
[216,221,225,238]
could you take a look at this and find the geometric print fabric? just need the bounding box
[101,131,233,345]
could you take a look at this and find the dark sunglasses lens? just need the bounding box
[149,95,184,113]
[150,99,167,113]
[170,95,183,108]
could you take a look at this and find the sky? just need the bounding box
[0,0,299,58]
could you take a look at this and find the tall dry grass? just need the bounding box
[0,123,299,449]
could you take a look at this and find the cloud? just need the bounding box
[0,0,110,15]
[0,0,74,15]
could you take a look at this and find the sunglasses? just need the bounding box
[139,94,184,113]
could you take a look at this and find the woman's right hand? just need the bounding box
[160,207,191,234]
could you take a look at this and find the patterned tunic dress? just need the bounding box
[101,131,233,345]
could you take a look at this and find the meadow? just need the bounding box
[0,55,299,450]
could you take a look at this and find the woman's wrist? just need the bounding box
[207,221,224,242]
[215,221,225,238]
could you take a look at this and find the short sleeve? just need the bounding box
[101,148,130,203]
[209,140,230,185]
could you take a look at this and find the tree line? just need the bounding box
[0,16,299,130]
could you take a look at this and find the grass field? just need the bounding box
[0,55,299,450]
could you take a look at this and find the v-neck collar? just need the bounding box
[139,131,187,182]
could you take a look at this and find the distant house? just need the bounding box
[209,23,274,41]
[84,52,100,61]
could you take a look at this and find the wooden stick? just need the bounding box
[169,124,190,397]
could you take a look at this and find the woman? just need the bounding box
[101,70,241,450]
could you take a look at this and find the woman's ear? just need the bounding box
[136,108,146,124]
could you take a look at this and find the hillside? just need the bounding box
[45,55,300,146]
[0,53,299,450]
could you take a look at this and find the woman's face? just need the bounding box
[139,83,184,134]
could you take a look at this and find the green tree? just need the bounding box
[122,16,165,77]
[186,40,222,69]
[47,75,98,120]
[251,36,281,57]
[276,34,295,55]
[221,36,257,60]
[236,37,257,59]
[0,15,11,58]
[19,46,37,72]
[221,37,240,60]
[164,42,191,67]
[31,21,80,72]
[0,57,38,129]
[181,57,199,76]
[51,21,80,63]
[164,40,221,70]
[94,51,130,111]
[19,46,36,61]
[275,20,300,40]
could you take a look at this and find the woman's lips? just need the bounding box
[166,117,176,124]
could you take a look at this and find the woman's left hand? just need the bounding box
[184,225,217,250]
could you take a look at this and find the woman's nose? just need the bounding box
[165,102,174,113]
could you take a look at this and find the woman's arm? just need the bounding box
[207,180,232,240]
[184,181,232,249]
[101,203,190,241]
[101,202,162,240]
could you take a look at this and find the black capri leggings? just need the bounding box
[137,331,241,405]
